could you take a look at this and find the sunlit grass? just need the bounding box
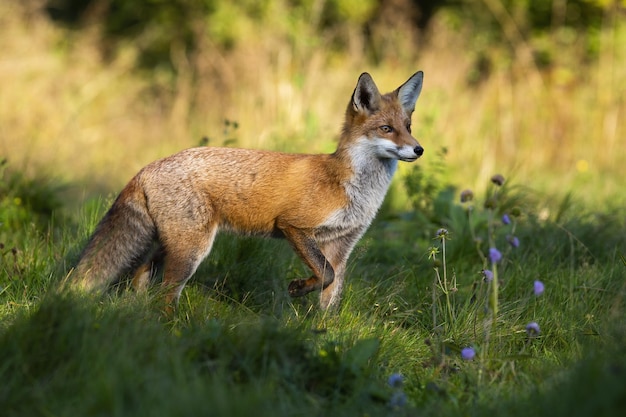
[1,4,624,209]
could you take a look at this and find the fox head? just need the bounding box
[342,72,424,162]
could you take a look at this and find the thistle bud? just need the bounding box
[460,189,474,203]
[491,174,505,186]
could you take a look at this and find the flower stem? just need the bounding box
[432,270,437,330]
[489,262,499,319]
[441,236,455,328]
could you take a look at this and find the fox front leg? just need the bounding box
[317,230,362,309]
[281,227,335,298]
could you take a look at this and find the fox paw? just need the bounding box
[288,279,311,297]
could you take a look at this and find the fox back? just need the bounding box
[70,71,425,311]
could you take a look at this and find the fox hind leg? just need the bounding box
[131,246,166,293]
[160,225,218,311]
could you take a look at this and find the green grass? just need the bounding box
[1,171,625,416]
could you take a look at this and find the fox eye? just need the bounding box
[380,125,393,134]
[406,124,412,133]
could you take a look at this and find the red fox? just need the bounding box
[71,71,424,310]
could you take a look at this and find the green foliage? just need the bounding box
[0,159,66,289]
[403,146,454,236]
[485,325,626,417]
[434,0,615,85]
[0,293,391,416]
[398,172,626,406]
[41,0,619,74]
[0,159,63,232]
[43,0,382,69]
[47,0,216,68]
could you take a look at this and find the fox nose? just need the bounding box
[414,145,424,156]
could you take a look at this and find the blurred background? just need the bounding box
[0,0,624,209]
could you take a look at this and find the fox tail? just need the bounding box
[69,179,156,293]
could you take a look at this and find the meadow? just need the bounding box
[1,1,625,416]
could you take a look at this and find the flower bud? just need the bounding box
[491,174,505,186]
[460,189,474,203]
[508,236,520,248]
[484,198,497,209]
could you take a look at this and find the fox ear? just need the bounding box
[396,71,423,114]
[352,72,381,114]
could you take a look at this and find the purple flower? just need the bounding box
[526,322,540,337]
[482,269,494,282]
[508,236,520,248]
[461,347,476,360]
[534,280,545,296]
[489,248,502,264]
[387,373,404,388]
[502,214,511,225]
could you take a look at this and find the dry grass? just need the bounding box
[1,2,624,207]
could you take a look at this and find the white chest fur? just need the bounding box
[316,138,397,241]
